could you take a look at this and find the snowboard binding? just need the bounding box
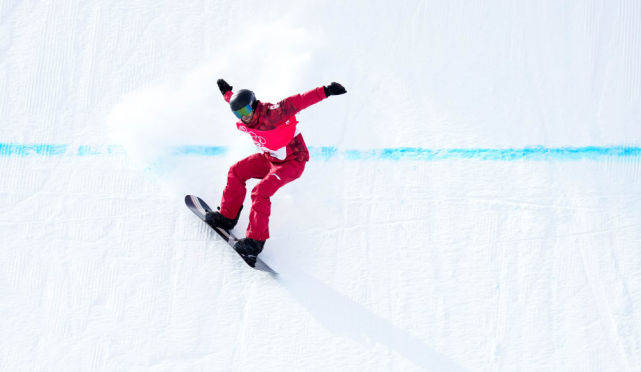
[233,238,265,267]
[205,205,243,231]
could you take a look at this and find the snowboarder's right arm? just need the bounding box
[278,82,347,117]
[217,79,234,103]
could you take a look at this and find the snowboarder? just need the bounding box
[205,78,347,266]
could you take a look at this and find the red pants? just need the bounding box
[219,153,306,241]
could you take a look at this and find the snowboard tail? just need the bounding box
[184,195,276,274]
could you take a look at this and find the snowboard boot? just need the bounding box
[205,205,243,231]
[233,238,265,267]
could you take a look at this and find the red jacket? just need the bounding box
[224,87,327,163]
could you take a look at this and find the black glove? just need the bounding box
[217,79,233,95]
[324,82,346,97]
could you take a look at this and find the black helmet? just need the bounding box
[229,89,256,121]
[230,89,256,111]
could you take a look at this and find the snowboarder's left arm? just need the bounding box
[217,79,234,103]
[279,82,347,117]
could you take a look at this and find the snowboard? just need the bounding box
[184,195,277,274]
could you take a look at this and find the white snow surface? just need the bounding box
[2,1,641,371]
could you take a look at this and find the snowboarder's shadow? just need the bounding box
[276,265,466,371]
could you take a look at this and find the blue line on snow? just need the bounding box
[0,143,69,156]
[1,143,640,161]
[170,145,227,156]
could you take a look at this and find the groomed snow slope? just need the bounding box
[1,1,641,371]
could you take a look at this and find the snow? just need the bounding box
[1,1,641,371]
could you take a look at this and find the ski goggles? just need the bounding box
[232,104,253,119]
